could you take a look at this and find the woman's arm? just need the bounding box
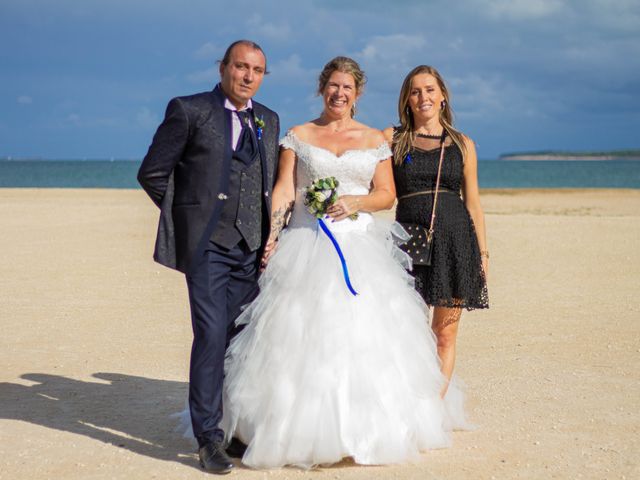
[260,146,297,268]
[328,131,396,221]
[461,135,489,277]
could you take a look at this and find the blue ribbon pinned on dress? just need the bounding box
[318,218,358,296]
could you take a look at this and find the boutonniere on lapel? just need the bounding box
[254,115,265,140]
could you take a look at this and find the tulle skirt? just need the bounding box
[176,214,470,468]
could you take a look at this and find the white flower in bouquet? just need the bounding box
[304,176,358,220]
[314,190,329,203]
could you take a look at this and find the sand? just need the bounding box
[0,188,638,480]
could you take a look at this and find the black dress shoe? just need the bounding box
[198,441,234,474]
[225,437,247,458]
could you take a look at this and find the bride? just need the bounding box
[214,57,467,469]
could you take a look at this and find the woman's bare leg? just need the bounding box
[432,306,462,397]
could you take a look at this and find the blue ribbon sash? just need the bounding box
[318,218,358,296]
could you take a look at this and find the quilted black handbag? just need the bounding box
[399,222,434,266]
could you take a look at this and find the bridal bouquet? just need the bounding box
[304,176,359,296]
[304,177,358,220]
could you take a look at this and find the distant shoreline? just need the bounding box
[2,159,639,188]
[501,155,640,161]
[500,149,640,161]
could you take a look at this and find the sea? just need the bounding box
[0,159,639,189]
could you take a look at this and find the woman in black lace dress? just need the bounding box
[384,65,488,396]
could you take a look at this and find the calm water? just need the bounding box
[1,160,639,189]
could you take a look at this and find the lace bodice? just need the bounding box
[393,143,464,196]
[280,131,392,230]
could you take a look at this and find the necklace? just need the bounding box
[416,132,443,139]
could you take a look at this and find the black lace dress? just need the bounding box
[393,139,489,310]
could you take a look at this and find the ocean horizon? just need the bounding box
[1,159,639,189]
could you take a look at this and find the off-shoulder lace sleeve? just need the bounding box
[279,130,299,153]
[372,142,393,162]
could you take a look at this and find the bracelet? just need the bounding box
[480,250,490,259]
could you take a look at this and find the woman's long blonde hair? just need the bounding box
[393,65,466,165]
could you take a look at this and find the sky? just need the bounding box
[1,0,639,159]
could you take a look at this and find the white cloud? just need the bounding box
[357,34,426,63]
[17,95,33,105]
[269,54,316,85]
[481,0,564,20]
[186,66,218,84]
[193,41,221,60]
[450,73,557,124]
[580,0,640,33]
[246,13,292,42]
[352,34,429,91]
[454,74,522,118]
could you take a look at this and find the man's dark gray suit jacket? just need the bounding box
[138,85,280,273]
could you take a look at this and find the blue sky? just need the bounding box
[1,0,639,159]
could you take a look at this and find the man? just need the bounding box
[137,40,279,474]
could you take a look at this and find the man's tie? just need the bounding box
[234,110,258,166]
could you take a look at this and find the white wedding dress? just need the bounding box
[178,131,469,468]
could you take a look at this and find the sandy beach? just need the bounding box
[0,188,638,480]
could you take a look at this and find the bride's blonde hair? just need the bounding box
[317,56,367,118]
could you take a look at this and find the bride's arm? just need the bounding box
[261,147,297,268]
[328,153,396,221]
[328,159,395,220]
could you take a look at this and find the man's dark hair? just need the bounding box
[219,40,269,74]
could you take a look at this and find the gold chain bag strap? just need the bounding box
[399,131,447,267]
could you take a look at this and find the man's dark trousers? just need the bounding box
[186,239,258,447]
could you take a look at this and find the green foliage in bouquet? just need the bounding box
[304,177,358,220]
[304,177,339,218]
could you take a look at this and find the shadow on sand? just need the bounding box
[0,372,197,467]
[1,372,380,473]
